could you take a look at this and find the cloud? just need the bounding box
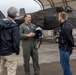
[0,0,41,16]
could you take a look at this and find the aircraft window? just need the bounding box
[65,6,72,12]
[56,7,65,12]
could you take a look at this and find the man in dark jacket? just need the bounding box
[0,7,20,75]
[58,12,75,75]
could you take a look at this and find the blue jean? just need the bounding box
[60,50,72,75]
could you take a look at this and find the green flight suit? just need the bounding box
[20,23,40,75]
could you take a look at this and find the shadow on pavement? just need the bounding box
[3,59,76,75]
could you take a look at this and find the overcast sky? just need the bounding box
[0,0,41,16]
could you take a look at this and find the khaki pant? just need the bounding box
[0,53,18,75]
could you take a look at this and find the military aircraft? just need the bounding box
[0,6,76,30]
[0,11,5,19]
[32,6,76,29]
[14,5,76,43]
[14,6,76,30]
[0,3,76,43]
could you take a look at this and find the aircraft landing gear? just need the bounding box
[55,37,59,43]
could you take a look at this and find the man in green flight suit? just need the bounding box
[20,14,40,75]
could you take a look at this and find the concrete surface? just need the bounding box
[2,42,76,75]
[18,42,76,65]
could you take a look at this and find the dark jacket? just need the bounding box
[0,17,20,56]
[59,20,74,52]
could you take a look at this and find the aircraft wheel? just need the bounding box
[55,37,59,43]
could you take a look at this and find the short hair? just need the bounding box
[24,14,31,18]
[7,7,18,18]
[59,12,68,20]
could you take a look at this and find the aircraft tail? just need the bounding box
[20,8,26,16]
[0,11,5,19]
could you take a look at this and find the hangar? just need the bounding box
[34,0,76,10]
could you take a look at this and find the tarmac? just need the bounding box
[3,42,76,75]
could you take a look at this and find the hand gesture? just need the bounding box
[39,35,44,39]
[27,32,35,37]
